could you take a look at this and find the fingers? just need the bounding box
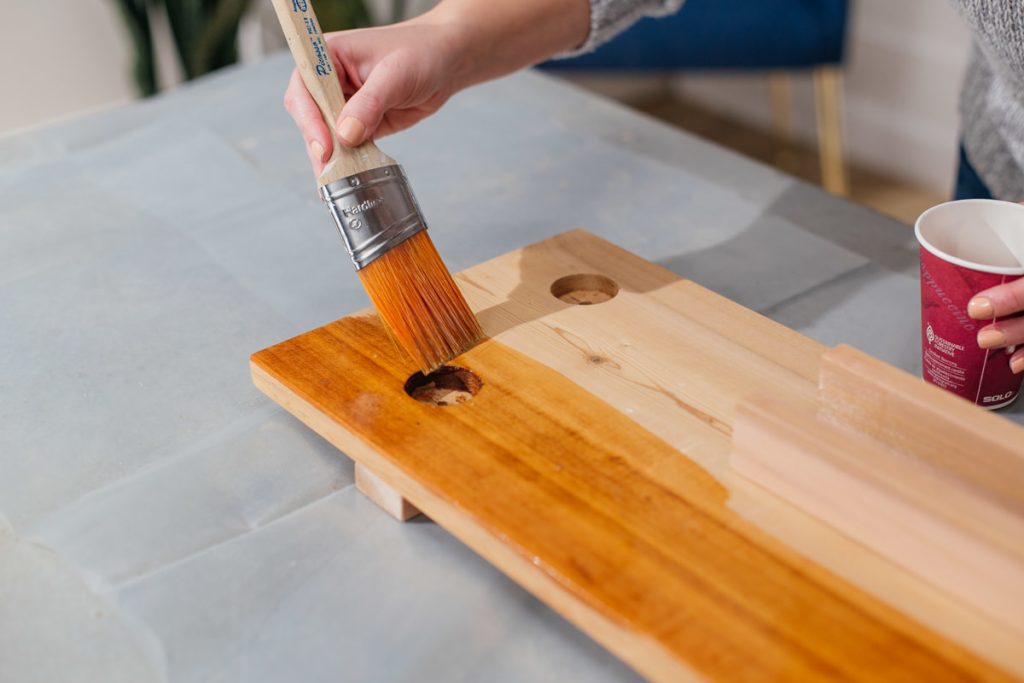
[283,69,332,170]
[335,60,405,147]
[968,277,1024,319]
[977,315,1024,349]
[1012,348,1024,374]
[376,106,430,139]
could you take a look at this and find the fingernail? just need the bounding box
[968,296,994,319]
[1012,356,1024,374]
[337,117,365,146]
[309,139,327,162]
[977,328,1006,349]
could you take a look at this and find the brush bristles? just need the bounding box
[358,231,483,372]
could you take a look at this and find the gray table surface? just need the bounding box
[2,54,1020,683]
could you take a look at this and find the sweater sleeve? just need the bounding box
[560,0,686,57]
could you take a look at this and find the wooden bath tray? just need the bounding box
[251,230,1021,681]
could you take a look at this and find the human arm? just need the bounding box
[283,0,590,172]
[283,0,684,173]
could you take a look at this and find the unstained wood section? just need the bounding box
[355,462,421,521]
[820,345,1024,521]
[732,391,1024,639]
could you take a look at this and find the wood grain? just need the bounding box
[253,315,1010,682]
[251,230,1020,681]
[732,391,1024,638]
[819,345,1024,521]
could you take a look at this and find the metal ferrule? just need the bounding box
[320,164,426,270]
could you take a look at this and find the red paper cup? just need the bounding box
[915,199,1024,409]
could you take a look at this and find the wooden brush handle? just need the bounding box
[270,0,396,186]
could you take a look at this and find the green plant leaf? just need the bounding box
[111,0,157,96]
[391,0,406,23]
[194,0,253,76]
[312,0,372,33]
[114,0,375,95]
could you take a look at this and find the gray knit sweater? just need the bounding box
[579,0,1023,200]
[954,1,1024,200]
[575,0,684,54]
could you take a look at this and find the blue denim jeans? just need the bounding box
[954,146,993,200]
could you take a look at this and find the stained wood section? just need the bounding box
[251,230,1020,680]
[732,393,1024,638]
[454,229,825,472]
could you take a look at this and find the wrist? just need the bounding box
[412,4,482,91]
[411,0,591,87]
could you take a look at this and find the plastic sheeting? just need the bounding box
[3,55,1019,682]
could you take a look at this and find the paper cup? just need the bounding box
[915,200,1024,409]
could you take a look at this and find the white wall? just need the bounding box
[0,1,139,135]
[0,1,427,138]
[668,0,973,194]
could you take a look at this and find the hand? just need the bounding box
[283,18,468,174]
[282,0,591,175]
[968,279,1024,374]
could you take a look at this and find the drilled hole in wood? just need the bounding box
[404,366,483,406]
[550,274,619,305]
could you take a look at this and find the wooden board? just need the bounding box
[251,229,1021,681]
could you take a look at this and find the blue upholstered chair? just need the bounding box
[544,0,851,194]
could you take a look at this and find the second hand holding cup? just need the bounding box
[915,199,1024,409]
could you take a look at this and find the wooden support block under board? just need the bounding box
[355,462,421,521]
[252,229,1020,681]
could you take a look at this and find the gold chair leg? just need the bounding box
[768,72,796,171]
[813,66,850,196]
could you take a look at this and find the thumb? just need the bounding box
[335,63,402,147]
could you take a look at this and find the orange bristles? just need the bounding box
[358,231,483,372]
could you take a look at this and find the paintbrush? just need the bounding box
[271,0,482,372]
